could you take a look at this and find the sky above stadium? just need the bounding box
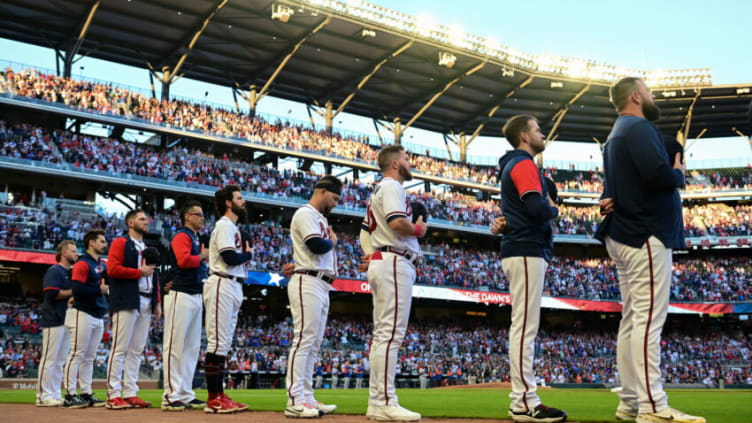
[1,0,750,167]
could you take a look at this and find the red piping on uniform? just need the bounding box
[106,311,120,399]
[37,327,51,401]
[65,310,80,395]
[384,256,398,405]
[645,241,657,413]
[213,278,221,355]
[520,257,530,412]
[287,275,304,405]
[164,292,178,404]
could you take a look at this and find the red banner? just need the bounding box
[332,278,372,293]
[0,249,56,265]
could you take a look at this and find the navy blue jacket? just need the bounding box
[107,235,160,313]
[168,228,207,295]
[41,264,70,327]
[498,150,556,262]
[595,115,685,249]
[71,253,108,319]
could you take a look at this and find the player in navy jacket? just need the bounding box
[105,209,160,409]
[495,115,567,423]
[596,77,703,423]
[64,229,108,408]
[37,240,77,407]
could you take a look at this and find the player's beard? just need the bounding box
[231,203,246,221]
[642,97,661,122]
[398,162,413,181]
[133,225,147,235]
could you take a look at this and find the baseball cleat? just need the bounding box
[63,394,89,409]
[36,398,64,407]
[161,400,189,411]
[80,393,106,408]
[106,397,132,409]
[314,400,337,414]
[616,407,638,422]
[636,407,706,423]
[366,404,421,421]
[509,404,568,422]
[204,394,242,414]
[124,396,152,408]
[285,402,322,418]
[187,398,207,409]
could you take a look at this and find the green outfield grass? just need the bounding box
[1,388,749,422]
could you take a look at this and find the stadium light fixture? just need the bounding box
[361,28,376,37]
[737,88,750,94]
[447,24,465,47]
[550,81,563,88]
[298,0,713,87]
[272,4,294,22]
[438,52,456,68]
[414,13,436,37]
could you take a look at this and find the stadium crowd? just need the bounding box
[2,303,750,386]
[1,67,750,192]
[2,120,752,237]
[1,200,749,303]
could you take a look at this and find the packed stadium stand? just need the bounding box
[0,2,750,406]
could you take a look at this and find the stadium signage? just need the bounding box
[244,271,752,314]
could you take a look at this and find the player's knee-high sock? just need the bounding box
[204,353,222,399]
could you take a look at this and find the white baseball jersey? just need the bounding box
[291,204,337,276]
[132,239,152,294]
[209,216,247,278]
[363,177,421,257]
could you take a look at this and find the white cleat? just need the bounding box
[36,398,64,407]
[366,404,421,422]
[636,407,706,423]
[616,408,638,422]
[285,402,323,419]
[314,401,337,414]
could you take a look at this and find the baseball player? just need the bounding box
[596,77,704,423]
[105,209,160,409]
[359,144,426,422]
[203,185,251,413]
[496,115,566,423]
[64,229,108,408]
[37,240,77,407]
[162,200,209,411]
[283,175,342,418]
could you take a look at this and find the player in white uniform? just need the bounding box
[283,175,342,418]
[203,185,252,414]
[359,145,427,422]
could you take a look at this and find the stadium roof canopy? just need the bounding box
[1,0,750,146]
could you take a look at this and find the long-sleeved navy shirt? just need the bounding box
[595,115,685,249]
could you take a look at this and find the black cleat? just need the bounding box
[509,404,568,423]
[80,393,106,408]
[187,399,207,409]
[161,401,189,411]
[63,394,89,409]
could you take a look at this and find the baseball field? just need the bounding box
[0,388,749,422]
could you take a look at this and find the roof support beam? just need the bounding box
[395,61,485,143]
[447,76,535,163]
[330,40,413,118]
[677,89,702,146]
[148,0,230,100]
[59,0,100,78]
[544,83,591,140]
[442,133,455,162]
[450,75,534,132]
[236,16,330,117]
